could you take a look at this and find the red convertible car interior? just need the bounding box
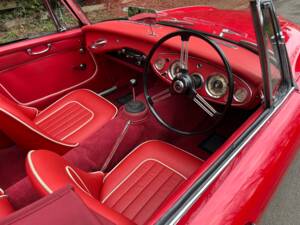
[0,0,300,225]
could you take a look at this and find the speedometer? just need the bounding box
[206,74,228,98]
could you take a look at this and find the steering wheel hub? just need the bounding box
[172,73,193,94]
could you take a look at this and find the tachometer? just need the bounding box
[168,60,182,80]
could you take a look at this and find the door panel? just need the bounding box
[0,29,97,107]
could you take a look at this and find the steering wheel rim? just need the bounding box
[143,30,234,135]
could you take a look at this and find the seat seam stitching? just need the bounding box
[118,164,166,214]
[101,158,187,203]
[37,104,81,130]
[50,113,91,139]
[109,162,156,208]
[131,173,181,222]
[40,107,87,134]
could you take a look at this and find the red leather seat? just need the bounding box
[0,188,14,219]
[0,89,117,154]
[26,140,203,225]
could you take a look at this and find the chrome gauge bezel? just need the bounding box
[234,87,249,103]
[168,60,182,80]
[205,74,228,99]
[154,58,167,71]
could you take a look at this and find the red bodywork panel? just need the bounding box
[179,91,300,225]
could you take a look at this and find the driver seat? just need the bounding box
[26,140,202,225]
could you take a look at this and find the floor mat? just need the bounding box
[199,134,227,154]
[0,145,27,190]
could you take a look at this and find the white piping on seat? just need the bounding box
[103,140,203,182]
[77,89,118,119]
[101,158,187,204]
[0,108,79,148]
[90,171,104,175]
[0,195,8,200]
[36,101,93,124]
[20,105,39,117]
[65,166,92,197]
[0,188,4,195]
[37,89,118,120]
[27,151,53,194]
[0,49,99,106]
[35,101,94,141]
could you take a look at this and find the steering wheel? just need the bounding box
[143,30,234,135]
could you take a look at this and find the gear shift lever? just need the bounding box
[125,78,146,114]
[130,79,137,102]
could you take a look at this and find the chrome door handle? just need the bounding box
[27,44,51,56]
[91,39,107,49]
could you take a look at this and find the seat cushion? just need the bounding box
[26,140,203,225]
[34,89,118,144]
[100,140,202,224]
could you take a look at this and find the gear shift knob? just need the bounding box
[130,79,137,101]
[130,79,137,87]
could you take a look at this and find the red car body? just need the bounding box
[152,6,300,225]
[0,1,299,225]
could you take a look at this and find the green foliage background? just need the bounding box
[0,0,77,44]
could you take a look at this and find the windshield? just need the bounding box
[76,0,249,23]
[76,0,256,45]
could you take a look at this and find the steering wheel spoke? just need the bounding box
[193,92,219,118]
[180,34,190,72]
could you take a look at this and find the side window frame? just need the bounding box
[250,0,294,108]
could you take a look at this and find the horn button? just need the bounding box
[172,73,195,95]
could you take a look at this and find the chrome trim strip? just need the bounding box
[164,87,295,225]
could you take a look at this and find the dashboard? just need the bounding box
[83,20,262,109]
[151,52,256,107]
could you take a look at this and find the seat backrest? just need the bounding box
[0,94,75,154]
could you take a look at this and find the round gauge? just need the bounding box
[154,58,166,71]
[168,60,182,80]
[206,74,228,99]
[234,88,248,103]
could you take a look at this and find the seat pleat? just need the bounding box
[42,108,85,135]
[132,173,183,225]
[105,161,156,208]
[104,160,186,224]
[36,102,93,141]
[49,112,91,139]
[113,163,165,213]
[36,103,76,128]
[121,166,173,217]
